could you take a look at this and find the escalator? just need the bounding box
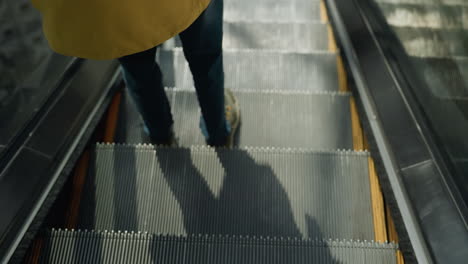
[1,0,468,263]
[28,0,400,262]
[376,0,468,194]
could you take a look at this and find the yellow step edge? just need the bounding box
[64,90,123,229]
[350,98,364,149]
[322,1,404,260]
[328,24,338,53]
[320,0,329,23]
[23,236,43,264]
[103,91,123,143]
[368,157,389,242]
[387,206,405,264]
[337,56,348,93]
[350,97,388,242]
[64,150,91,229]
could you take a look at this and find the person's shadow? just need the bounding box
[151,147,338,262]
[71,146,338,262]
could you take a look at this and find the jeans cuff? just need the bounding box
[143,123,173,141]
[199,116,230,146]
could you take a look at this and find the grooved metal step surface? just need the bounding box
[224,0,321,23]
[412,56,468,98]
[174,22,329,52]
[394,26,468,57]
[115,89,353,149]
[78,145,374,240]
[39,230,398,264]
[224,22,328,51]
[380,3,468,29]
[158,49,339,92]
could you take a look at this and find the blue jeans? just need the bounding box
[118,0,229,145]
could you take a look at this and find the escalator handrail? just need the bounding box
[326,0,468,263]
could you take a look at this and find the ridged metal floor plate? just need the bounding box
[224,0,321,23]
[223,22,328,51]
[394,26,468,57]
[158,49,339,92]
[79,145,374,240]
[379,3,467,29]
[39,230,398,264]
[115,89,353,149]
[412,56,468,98]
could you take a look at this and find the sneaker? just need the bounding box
[224,89,240,148]
[145,125,178,147]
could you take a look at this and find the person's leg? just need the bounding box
[179,0,229,146]
[118,47,174,142]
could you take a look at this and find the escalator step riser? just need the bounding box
[379,3,467,29]
[159,49,339,92]
[174,22,329,52]
[115,90,353,149]
[79,145,374,240]
[394,27,468,57]
[39,230,398,264]
[224,0,321,23]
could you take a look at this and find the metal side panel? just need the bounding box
[0,59,120,263]
[378,3,467,29]
[224,0,321,23]
[39,230,398,264]
[393,26,468,57]
[222,22,328,52]
[115,89,353,149]
[79,145,374,241]
[159,49,339,92]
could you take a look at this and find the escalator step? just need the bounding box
[115,89,353,149]
[159,49,339,92]
[376,0,468,6]
[224,21,328,51]
[411,56,468,98]
[79,145,375,240]
[224,0,321,23]
[39,229,398,264]
[173,22,329,52]
[379,3,467,29]
[394,26,468,57]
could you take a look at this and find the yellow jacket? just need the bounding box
[32,0,211,59]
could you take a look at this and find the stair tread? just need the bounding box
[39,229,398,264]
[376,0,468,6]
[224,0,321,23]
[159,49,339,92]
[412,56,468,98]
[115,89,353,149]
[223,21,328,51]
[393,26,468,57]
[379,3,467,29]
[172,21,329,52]
[78,145,374,240]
